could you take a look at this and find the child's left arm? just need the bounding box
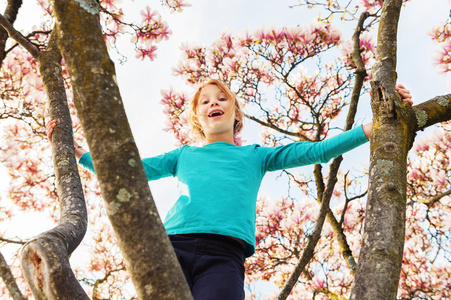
[361,84,413,139]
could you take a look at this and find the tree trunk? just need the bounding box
[351,1,434,298]
[351,0,451,296]
[51,1,192,299]
[19,31,90,300]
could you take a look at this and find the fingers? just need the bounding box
[46,119,57,143]
[395,84,413,106]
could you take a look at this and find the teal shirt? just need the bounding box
[79,125,368,257]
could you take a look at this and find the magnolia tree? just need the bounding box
[0,0,450,299]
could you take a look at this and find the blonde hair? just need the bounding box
[189,79,244,142]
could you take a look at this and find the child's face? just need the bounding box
[196,84,237,140]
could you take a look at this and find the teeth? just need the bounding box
[209,111,223,117]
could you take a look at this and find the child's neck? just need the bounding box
[204,133,235,145]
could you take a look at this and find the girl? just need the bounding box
[47,79,412,299]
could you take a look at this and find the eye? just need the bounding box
[201,99,209,105]
[219,97,227,101]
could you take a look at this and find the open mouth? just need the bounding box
[208,110,224,117]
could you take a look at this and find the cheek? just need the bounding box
[196,110,208,124]
[197,104,208,114]
[197,109,207,120]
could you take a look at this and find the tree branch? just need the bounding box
[412,94,451,131]
[0,237,26,245]
[278,156,344,300]
[91,266,126,300]
[243,112,313,142]
[20,30,90,299]
[0,0,23,65]
[0,13,40,60]
[0,251,26,300]
[278,11,372,298]
[52,2,192,299]
[416,189,451,206]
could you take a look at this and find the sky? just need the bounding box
[1,0,451,297]
[111,0,451,217]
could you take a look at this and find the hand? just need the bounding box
[46,118,57,143]
[362,122,372,140]
[395,84,413,106]
[363,84,413,140]
[46,118,86,158]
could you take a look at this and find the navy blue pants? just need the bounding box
[169,233,245,300]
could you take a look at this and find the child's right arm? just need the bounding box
[46,119,180,180]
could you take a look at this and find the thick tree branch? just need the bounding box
[52,2,192,299]
[0,251,26,300]
[0,0,23,65]
[20,31,89,299]
[2,0,22,24]
[412,94,451,131]
[0,12,40,60]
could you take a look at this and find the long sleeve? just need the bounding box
[260,125,369,172]
[141,147,183,180]
[78,146,184,181]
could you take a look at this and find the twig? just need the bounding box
[416,189,451,206]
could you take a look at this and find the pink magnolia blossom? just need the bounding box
[141,5,158,21]
[428,23,451,74]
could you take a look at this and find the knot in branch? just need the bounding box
[377,86,396,118]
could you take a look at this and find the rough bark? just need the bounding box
[411,94,451,130]
[0,13,39,59]
[0,13,89,299]
[350,99,451,298]
[0,251,26,300]
[51,1,192,299]
[0,0,23,65]
[350,7,451,295]
[350,1,416,299]
[19,32,90,299]
[277,12,371,299]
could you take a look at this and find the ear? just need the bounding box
[235,107,240,121]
